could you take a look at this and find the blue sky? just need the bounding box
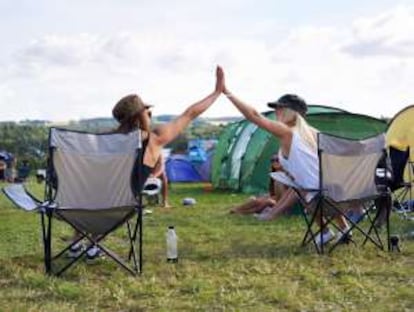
[0,0,413,121]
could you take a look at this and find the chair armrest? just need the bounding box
[2,184,42,211]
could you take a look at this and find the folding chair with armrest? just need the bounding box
[388,146,414,215]
[297,132,391,254]
[3,128,144,276]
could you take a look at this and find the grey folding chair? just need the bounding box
[3,127,144,276]
[300,132,391,253]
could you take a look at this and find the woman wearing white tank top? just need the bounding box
[218,67,350,246]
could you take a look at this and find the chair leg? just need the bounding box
[300,197,326,254]
[128,213,142,269]
[127,220,138,272]
[98,244,139,276]
[48,209,141,276]
[139,207,143,273]
[319,200,325,254]
[301,209,313,247]
[386,194,392,251]
[41,209,53,275]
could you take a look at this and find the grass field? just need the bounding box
[0,181,413,312]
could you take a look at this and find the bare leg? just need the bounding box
[159,172,171,208]
[261,188,298,220]
[306,201,349,232]
[334,215,349,233]
[313,206,350,239]
[273,180,287,201]
[230,198,258,214]
[230,196,274,214]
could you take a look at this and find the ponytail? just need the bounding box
[282,108,318,150]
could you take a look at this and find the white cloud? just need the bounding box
[343,5,414,58]
[1,4,414,121]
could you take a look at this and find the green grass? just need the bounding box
[0,181,413,312]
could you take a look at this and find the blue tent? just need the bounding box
[187,140,207,163]
[192,150,214,181]
[166,155,203,182]
[188,145,207,163]
[187,139,217,163]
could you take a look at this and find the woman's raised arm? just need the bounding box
[221,68,292,155]
[152,66,224,146]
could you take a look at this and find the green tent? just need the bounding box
[212,105,387,194]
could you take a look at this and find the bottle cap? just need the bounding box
[168,226,174,229]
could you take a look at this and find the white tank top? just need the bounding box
[278,132,319,192]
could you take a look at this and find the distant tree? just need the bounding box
[165,122,224,153]
[0,116,227,169]
[380,115,391,124]
[0,123,48,169]
[166,134,188,154]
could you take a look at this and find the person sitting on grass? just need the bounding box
[230,154,296,216]
[69,66,224,261]
[220,67,352,247]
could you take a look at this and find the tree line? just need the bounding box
[0,122,49,169]
[0,119,225,172]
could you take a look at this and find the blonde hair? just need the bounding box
[282,108,318,150]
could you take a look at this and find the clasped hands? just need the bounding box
[214,65,231,97]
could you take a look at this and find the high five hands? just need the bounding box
[215,65,225,94]
[215,65,231,97]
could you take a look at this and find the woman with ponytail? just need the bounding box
[220,67,348,246]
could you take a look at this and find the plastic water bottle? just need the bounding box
[166,226,178,263]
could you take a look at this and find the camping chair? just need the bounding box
[388,146,414,216]
[299,132,391,254]
[3,128,144,276]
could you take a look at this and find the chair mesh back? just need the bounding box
[319,133,385,202]
[50,128,141,210]
[389,146,410,190]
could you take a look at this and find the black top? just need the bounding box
[133,135,155,194]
